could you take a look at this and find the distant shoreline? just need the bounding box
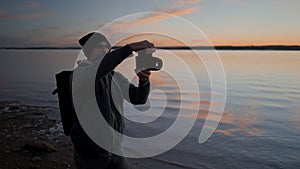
[1,45,300,50]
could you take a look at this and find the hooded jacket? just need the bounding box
[70,45,150,156]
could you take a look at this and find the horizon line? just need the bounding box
[1,45,300,51]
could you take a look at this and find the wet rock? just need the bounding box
[6,115,14,119]
[0,102,23,113]
[4,107,9,111]
[22,141,57,152]
[30,164,41,169]
[33,109,50,115]
[31,156,42,162]
[66,163,71,168]
[12,148,22,152]
[55,140,62,143]
[23,123,33,128]
[8,102,23,110]
[38,119,44,124]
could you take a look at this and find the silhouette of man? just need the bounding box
[71,32,153,169]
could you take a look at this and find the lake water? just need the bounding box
[0,49,300,168]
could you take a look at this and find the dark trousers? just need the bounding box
[74,151,131,169]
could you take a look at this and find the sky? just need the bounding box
[0,0,299,47]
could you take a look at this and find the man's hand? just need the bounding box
[135,69,151,82]
[128,40,155,53]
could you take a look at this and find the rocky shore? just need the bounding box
[0,101,190,169]
[0,101,74,169]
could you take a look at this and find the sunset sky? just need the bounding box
[0,0,299,47]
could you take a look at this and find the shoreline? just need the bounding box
[0,101,74,169]
[0,101,191,169]
[1,45,300,51]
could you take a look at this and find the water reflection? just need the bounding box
[180,109,261,136]
[290,107,300,131]
[145,57,263,137]
[1,49,300,168]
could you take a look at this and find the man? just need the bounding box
[71,32,154,169]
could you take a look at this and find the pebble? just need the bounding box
[31,156,42,162]
[55,140,62,143]
[12,148,22,152]
[4,107,9,111]
[23,140,57,152]
[33,109,50,115]
[23,123,33,128]
[30,164,41,169]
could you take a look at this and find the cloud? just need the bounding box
[114,32,203,46]
[21,1,40,9]
[0,25,82,47]
[0,2,50,20]
[124,8,197,28]
[0,11,52,20]
[103,0,201,34]
[14,12,51,20]
[0,35,30,47]
[170,0,202,9]
[137,0,202,26]
[52,31,87,46]
[0,8,6,18]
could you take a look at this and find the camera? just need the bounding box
[136,49,163,71]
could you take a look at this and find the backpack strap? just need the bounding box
[52,88,58,95]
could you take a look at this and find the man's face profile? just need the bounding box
[89,41,109,62]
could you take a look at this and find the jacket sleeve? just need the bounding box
[96,45,133,81]
[113,72,150,105]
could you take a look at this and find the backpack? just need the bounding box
[52,71,76,136]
